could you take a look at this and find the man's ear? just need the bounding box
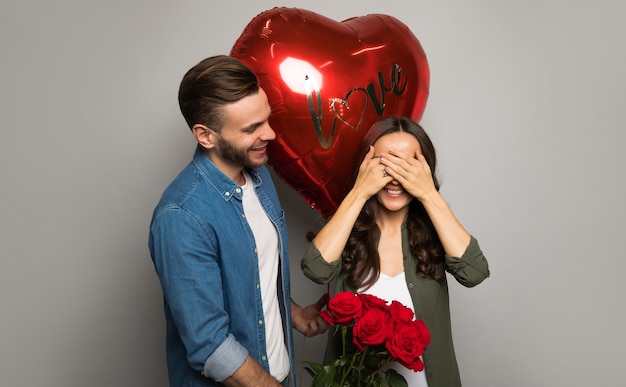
[192,124,217,149]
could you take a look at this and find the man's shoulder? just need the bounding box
[155,162,206,210]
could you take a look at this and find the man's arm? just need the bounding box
[151,210,247,379]
[222,356,281,387]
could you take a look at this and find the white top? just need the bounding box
[360,271,429,387]
[241,172,290,381]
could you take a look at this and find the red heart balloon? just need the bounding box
[231,7,429,218]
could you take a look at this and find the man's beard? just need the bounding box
[216,136,265,170]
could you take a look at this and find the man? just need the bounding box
[149,55,328,386]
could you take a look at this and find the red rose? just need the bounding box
[359,293,390,313]
[352,308,391,351]
[386,320,431,372]
[319,310,335,327]
[389,300,414,326]
[327,292,363,325]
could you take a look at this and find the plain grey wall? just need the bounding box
[1,0,625,386]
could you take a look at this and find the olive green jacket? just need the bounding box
[301,224,490,387]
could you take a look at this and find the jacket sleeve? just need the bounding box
[149,207,248,381]
[444,236,490,287]
[301,241,342,284]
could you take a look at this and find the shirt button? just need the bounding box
[258,319,263,325]
[256,283,260,289]
[408,283,414,288]
[225,192,230,196]
[241,213,246,218]
[254,248,258,254]
[235,188,241,193]
[261,355,267,361]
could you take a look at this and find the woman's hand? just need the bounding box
[379,148,437,202]
[352,146,393,201]
[380,148,471,257]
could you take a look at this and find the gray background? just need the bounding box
[1,1,624,386]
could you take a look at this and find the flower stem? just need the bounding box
[339,349,359,387]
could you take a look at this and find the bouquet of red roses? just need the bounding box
[303,291,430,387]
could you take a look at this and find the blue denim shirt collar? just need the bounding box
[191,145,262,202]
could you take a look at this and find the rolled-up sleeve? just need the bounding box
[203,334,249,381]
[301,242,342,284]
[445,236,490,287]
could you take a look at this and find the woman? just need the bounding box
[301,116,490,387]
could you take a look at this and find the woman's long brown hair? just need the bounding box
[341,117,446,290]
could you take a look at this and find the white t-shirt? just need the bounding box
[241,173,290,381]
[360,271,429,387]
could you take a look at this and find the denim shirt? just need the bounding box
[149,146,295,386]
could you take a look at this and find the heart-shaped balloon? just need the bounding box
[231,7,429,218]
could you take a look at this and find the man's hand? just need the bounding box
[222,356,281,387]
[291,294,330,337]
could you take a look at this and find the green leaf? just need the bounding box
[383,368,408,387]
[302,361,325,377]
[310,364,338,387]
